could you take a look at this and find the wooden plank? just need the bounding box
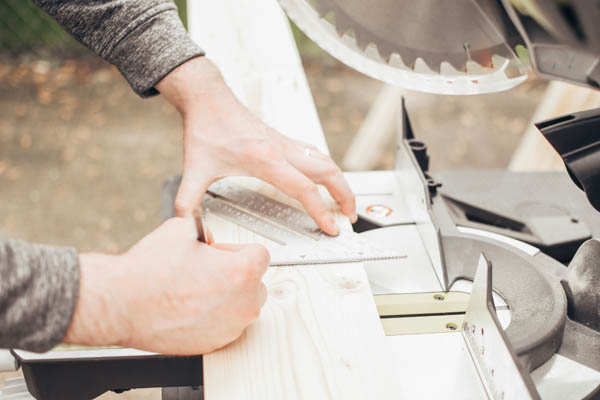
[203,179,401,399]
[187,0,329,153]
[187,2,402,398]
[203,264,400,400]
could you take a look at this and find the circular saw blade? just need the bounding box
[280,0,528,94]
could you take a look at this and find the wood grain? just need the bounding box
[201,178,401,399]
[188,1,401,398]
[203,264,400,400]
[187,0,328,153]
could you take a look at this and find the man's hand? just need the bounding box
[156,57,357,236]
[63,218,269,355]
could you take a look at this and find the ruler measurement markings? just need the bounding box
[269,252,406,266]
[208,181,323,240]
[202,196,298,245]
[203,182,408,266]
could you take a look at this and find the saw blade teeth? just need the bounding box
[440,61,463,76]
[490,54,521,78]
[399,53,418,71]
[491,54,508,71]
[332,13,352,36]
[432,56,467,73]
[375,43,395,64]
[353,33,369,51]
[340,32,357,48]
[388,53,410,71]
[466,60,490,75]
[313,0,333,17]
[413,58,437,75]
[280,0,527,94]
[334,21,349,36]
[364,43,383,61]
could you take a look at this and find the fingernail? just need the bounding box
[351,213,358,224]
[328,218,339,236]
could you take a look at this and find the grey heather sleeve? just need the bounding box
[0,238,80,353]
[32,0,205,97]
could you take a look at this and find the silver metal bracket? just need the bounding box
[462,254,541,400]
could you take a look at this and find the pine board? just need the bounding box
[202,179,401,399]
[203,263,400,400]
[187,1,402,398]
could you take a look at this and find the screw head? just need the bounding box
[446,322,458,331]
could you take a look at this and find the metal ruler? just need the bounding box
[208,180,322,240]
[203,181,407,266]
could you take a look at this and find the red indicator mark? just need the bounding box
[366,204,393,218]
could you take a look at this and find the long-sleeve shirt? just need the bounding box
[0,0,204,352]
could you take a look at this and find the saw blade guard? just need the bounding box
[280,0,528,95]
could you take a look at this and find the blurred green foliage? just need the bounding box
[290,21,325,60]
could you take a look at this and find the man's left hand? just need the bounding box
[156,57,356,236]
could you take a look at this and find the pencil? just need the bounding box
[193,208,207,243]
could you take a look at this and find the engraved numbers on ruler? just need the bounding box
[269,230,405,266]
[202,195,299,245]
[202,181,407,266]
[208,180,323,240]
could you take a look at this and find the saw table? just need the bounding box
[5,101,600,399]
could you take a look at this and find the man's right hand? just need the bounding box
[63,217,269,355]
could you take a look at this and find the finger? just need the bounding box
[262,162,339,236]
[240,244,270,275]
[318,172,356,222]
[212,243,271,272]
[163,216,199,239]
[211,243,249,252]
[174,172,212,218]
[205,226,215,245]
[257,282,268,308]
[286,146,357,222]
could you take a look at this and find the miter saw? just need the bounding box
[280,0,599,94]
[2,0,600,399]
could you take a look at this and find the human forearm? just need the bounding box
[32,0,204,97]
[0,238,79,352]
[63,218,269,355]
[62,253,130,348]
[156,57,226,117]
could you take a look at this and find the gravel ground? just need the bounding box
[0,54,546,398]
